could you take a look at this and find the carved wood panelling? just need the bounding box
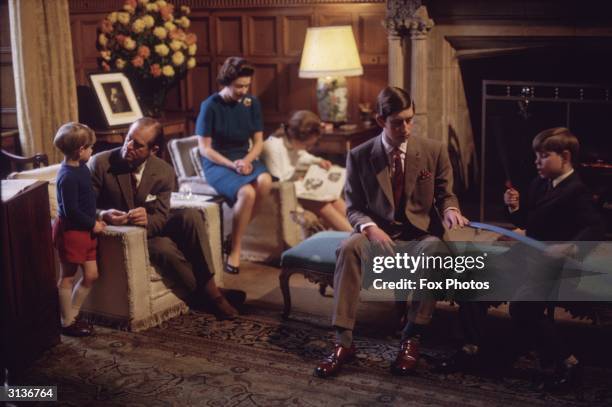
[216,16,244,55]
[0,61,17,128]
[358,14,387,55]
[0,2,11,49]
[249,16,278,56]
[1,1,16,130]
[186,0,384,6]
[68,0,384,13]
[81,20,103,62]
[317,13,353,28]
[283,15,311,56]
[286,63,316,114]
[165,84,183,111]
[251,63,280,113]
[0,64,15,105]
[72,15,106,84]
[70,21,81,65]
[188,63,212,112]
[69,1,387,126]
[360,64,388,108]
[190,16,211,55]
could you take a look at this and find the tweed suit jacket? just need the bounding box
[345,133,459,237]
[88,148,176,238]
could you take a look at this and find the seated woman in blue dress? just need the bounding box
[196,57,273,274]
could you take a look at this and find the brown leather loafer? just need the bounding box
[391,338,420,375]
[219,288,247,307]
[61,319,93,337]
[75,314,93,330]
[314,344,356,378]
[212,295,239,320]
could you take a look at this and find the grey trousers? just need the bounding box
[147,208,213,292]
[332,233,442,330]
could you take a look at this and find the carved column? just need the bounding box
[408,7,433,136]
[384,1,433,136]
[387,30,405,89]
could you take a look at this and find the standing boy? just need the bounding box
[53,123,106,336]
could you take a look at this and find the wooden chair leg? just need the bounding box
[279,268,293,319]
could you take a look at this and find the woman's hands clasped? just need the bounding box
[233,159,253,175]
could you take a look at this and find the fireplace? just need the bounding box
[383,0,612,230]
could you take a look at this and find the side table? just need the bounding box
[94,112,187,162]
[310,123,380,164]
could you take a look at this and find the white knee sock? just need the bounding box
[58,287,75,327]
[71,282,91,319]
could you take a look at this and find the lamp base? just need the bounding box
[316,76,348,124]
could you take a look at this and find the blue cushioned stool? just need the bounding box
[279,231,351,318]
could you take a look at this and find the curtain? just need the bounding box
[9,0,77,163]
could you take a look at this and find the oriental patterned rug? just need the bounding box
[18,306,612,406]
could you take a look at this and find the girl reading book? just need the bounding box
[262,110,352,232]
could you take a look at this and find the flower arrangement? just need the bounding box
[97,0,197,116]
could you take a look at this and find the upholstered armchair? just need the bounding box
[167,135,303,262]
[8,163,223,331]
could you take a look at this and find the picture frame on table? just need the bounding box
[89,72,143,127]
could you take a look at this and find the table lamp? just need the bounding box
[299,26,363,124]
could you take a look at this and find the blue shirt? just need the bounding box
[56,162,97,230]
[195,93,263,161]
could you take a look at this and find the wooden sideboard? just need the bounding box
[1,180,60,377]
[93,112,188,161]
[310,123,380,164]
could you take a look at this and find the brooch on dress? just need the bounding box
[243,97,252,107]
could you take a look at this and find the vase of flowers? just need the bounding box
[97,0,197,117]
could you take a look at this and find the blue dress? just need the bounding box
[195,93,269,205]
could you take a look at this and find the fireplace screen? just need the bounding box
[480,80,612,227]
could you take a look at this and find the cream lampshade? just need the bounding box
[299,26,363,123]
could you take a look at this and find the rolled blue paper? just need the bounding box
[467,221,548,251]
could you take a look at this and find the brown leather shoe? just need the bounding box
[61,319,93,337]
[75,314,93,330]
[313,344,356,378]
[391,338,420,375]
[212,295,239,320]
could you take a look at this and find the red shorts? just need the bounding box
[52,217,97,264]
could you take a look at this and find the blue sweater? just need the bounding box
[56,162,97,231]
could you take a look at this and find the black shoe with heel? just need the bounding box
[224,262,240,274]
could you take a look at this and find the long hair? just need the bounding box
[273,110,321,142]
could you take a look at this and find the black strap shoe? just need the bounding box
[61,320,93,337]
[225,263,240,274]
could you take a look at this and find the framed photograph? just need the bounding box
[89,72,143,127]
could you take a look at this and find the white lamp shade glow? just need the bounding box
[299,26,363,78]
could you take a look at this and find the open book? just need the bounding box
[294,165,346,202]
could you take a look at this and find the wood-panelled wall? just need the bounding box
[69,0,388,130]
[1,0,17,132]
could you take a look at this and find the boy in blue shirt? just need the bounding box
[52,123,106,337]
